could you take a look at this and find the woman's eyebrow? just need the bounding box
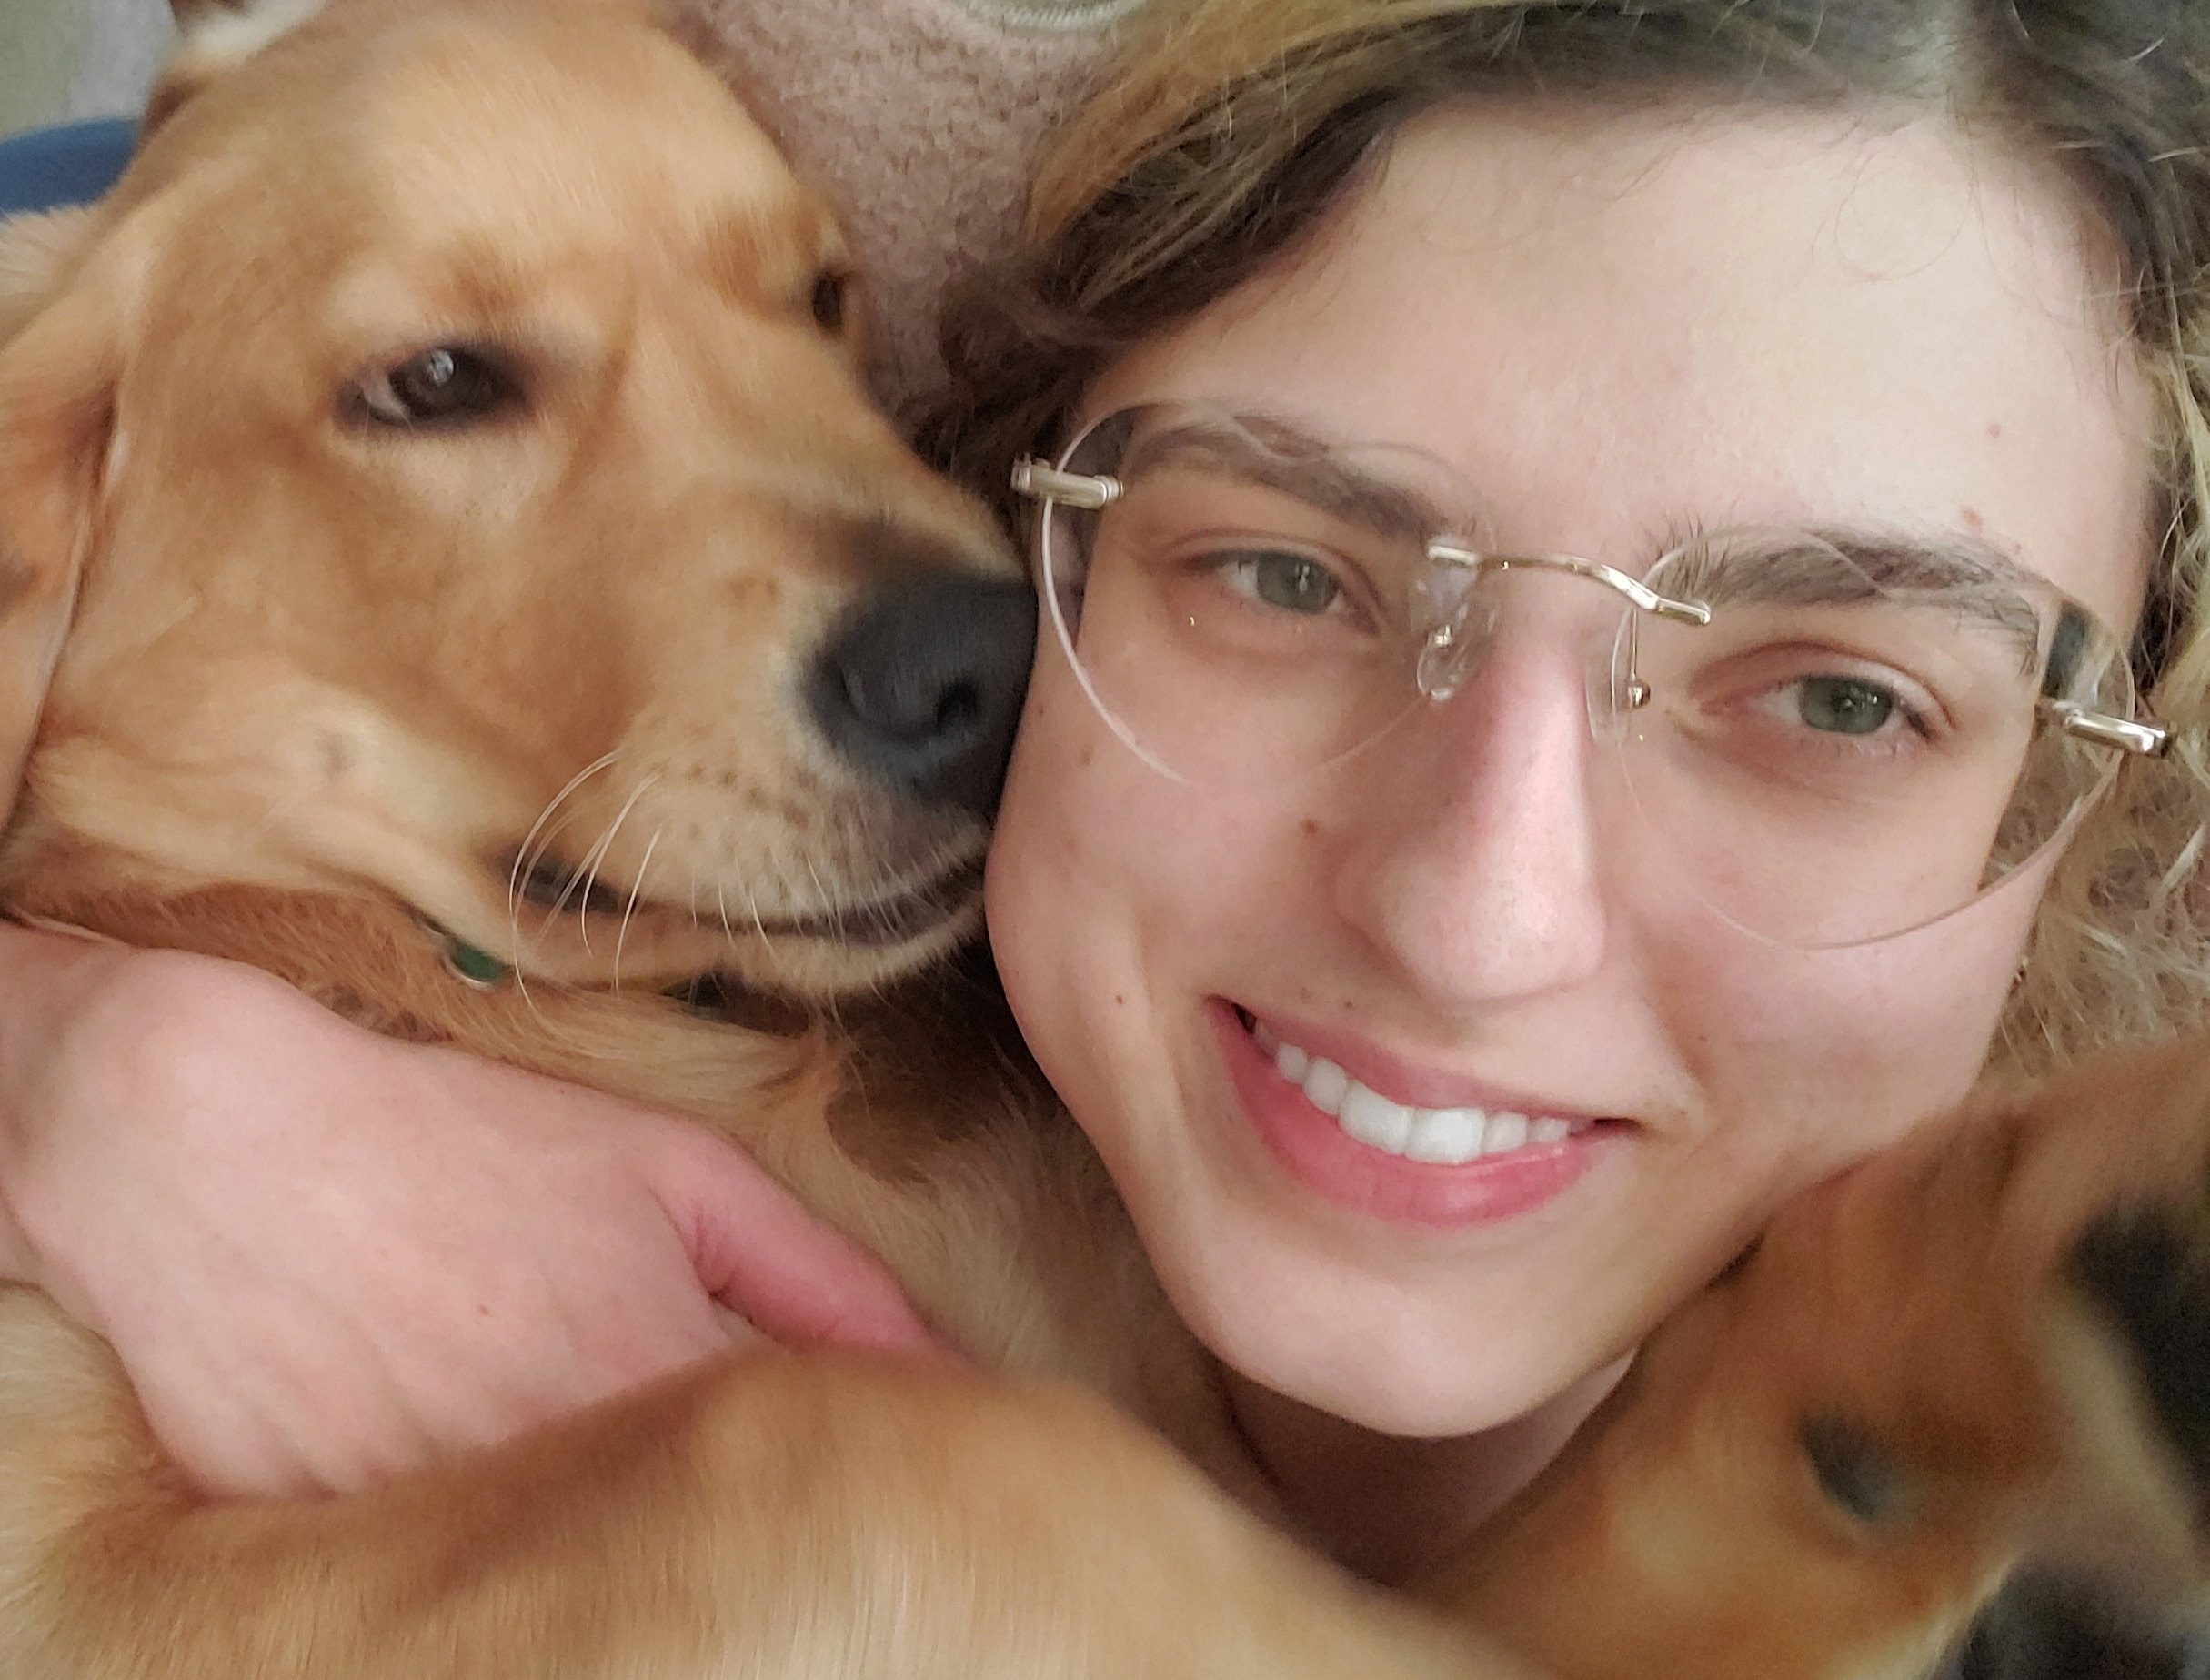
[1658,526,2049,669]
[1124,417,1446,538]
[1113,421,2056,660]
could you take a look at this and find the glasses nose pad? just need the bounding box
[1587,617,1642,747]
[1413,571,1497,702]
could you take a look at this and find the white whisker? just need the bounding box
[518,755,628,950]
[802,855,835,931]
[507,749,621,1028]
[508,752,620,924]
[613,824,663,992]
[743,876,778,961]
[569,773,660,956]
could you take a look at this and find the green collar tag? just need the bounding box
[430,926,710,1001]
[442,934,512,988]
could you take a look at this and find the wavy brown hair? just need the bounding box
[924,0,2210,1073]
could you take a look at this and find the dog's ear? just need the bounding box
[145,0,329,135]
[153,0,669,133]
[0,217,134,828]
[0,208,101,346]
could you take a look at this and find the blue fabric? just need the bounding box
[0,119,137,216]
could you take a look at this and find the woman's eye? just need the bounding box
[349,346,521,428]
[1793,675,1901,737]
[1221,548,1344,616]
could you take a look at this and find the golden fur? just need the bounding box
[4,1,2210,1676]
[1434,1032,2210,1677]
[0,1,1500,1674]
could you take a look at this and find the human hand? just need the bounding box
[0,926,935,1497]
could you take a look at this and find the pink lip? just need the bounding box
[1244,1008,1604,1116]
[1213,1001,1612,1228]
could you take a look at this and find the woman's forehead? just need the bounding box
[1087,96,2155,629]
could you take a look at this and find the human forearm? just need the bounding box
[0,925,931,1494]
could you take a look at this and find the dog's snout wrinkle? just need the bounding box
[807,572,1036,820]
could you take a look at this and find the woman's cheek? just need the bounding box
[986,657,1164,1102]
[1653,874,2039,1188]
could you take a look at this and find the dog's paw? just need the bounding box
[2073,1205,2210,1506]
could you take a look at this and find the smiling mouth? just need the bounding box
[1234,1005,1599,1166]
[508,850,983,950]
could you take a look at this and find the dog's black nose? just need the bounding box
[807,573,1037,817]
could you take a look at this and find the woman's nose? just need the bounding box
[1331,639,1610,1008]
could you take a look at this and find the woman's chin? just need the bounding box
[1129,1195,1621,1440]
[1200,1291,1598,1440]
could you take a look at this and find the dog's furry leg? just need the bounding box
[0,1305,1507,1680]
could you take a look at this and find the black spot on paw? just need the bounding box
[1801,1412,1914,1528]
[2070,1206,2210,1500]
[1944,1568,2183,1680]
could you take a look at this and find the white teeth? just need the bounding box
[1259,1022,1581,1166]
[1339,1082,1413,1153]
[1404,1106,1483,1164]
[1484,1112,1529,1153]
[1301,1057,1351,1118]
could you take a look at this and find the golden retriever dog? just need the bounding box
[0,0,1507,1674]
[3,1,2208,1676]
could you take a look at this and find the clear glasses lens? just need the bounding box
[1029,405,2148,948]
[1039,408,1461,783]
[1611,534,2137,946]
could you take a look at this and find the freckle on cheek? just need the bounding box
[1114,993,1126,1005]
[1078,746,1095,770]
[1299,818,1318,838]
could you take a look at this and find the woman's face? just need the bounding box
[986,101,2155,1435]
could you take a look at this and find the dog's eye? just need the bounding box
[1800,1413,1913,1529]
[348,346,521,428]
[809,269,850,336]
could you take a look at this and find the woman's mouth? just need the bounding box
[1217,1001,1616,1226]
[1251,1017,1583,1164]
